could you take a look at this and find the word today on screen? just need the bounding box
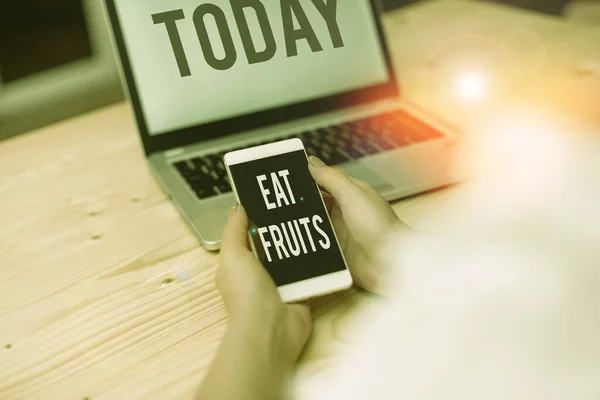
[152,0,344,76]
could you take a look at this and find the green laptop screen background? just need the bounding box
[114,0,390,136]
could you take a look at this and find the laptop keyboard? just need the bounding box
[174,109,445,200]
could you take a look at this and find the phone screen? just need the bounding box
[228,149,347,287]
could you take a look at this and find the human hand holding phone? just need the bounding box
[198,204,311,400]
[217,153,404,322]
[203,152,406,399]
[308,156,405,295]
[218,204,312,356]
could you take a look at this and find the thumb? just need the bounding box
[308,156,364,208]
[220,204,252,263]
[286,303,312,353]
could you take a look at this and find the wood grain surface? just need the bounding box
[1,1,599,399]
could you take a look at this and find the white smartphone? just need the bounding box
[224,138,353,303]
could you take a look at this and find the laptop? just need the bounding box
[103,0,459,250]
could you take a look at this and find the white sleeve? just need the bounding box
[294,166,600,400]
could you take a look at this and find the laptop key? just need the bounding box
[191,178,215,191]
[305,145,319,157]
[334,147,353,161]
[184,159,195,170]
[309,138,321,148]
[175,161,194,175]
[323,134,337,145]
[368,136,395,151]
[328,154,344,165]
[321,142,333,153]
[357,140,380,155]
[221,181,232,192]
[198,164,209,176]
[378,128,410,147]
[320,150,332,162]
[348,143,367,158]
[186,174,206,184]
[193,184,219,200]
[193,188,209,199]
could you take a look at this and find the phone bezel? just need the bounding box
[223,138,353,303]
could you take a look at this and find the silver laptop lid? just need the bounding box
[104,0,398,155]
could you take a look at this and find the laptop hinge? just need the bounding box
[164,148,185,158]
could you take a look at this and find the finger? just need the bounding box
[220,206,275,280]
[287,303,312,334]
[321,191,335,214]
[285,303,312,355]
[220,204,252,261]
[318,186,331,195]
[349,176,376,192]
[288,303,311,324]
[308,157,364,208]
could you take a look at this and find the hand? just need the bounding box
[199,206,310,400]
[308,156,407,294]
[217,204,311,366]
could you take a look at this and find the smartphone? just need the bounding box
[224,139,353,303]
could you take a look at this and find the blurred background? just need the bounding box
[1,0,599,141]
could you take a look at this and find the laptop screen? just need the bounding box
[113,0,390,136]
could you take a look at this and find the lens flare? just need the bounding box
[455,70,487,101]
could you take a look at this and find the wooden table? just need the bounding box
[1,1,599,398]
